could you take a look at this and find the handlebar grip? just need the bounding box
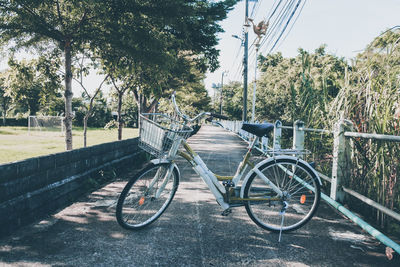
[211,113,229,120]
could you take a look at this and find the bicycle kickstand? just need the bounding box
[278,201,288,242]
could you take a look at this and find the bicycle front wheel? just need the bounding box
[116,162,179,230]
[244,158,321,232]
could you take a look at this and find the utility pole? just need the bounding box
[251,43,259,122]
[243,0,249,122]
[219,71,228,115]
[212,83,218,112]
[248,18,268,122]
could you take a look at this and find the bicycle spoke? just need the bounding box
[245,158,320,232]
[116,163,178,230]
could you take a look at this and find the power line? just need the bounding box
[260,0,295,49]
[261,0,294,48]
[234,63,244,81]
[268,0,302,54]
[261,2,295,52]
[230,0,306,81]
[250,0,262,18]
[244,0,305,83]
[230,43,243,72]
[274,0,307,51]
[266,0,284,21]
[243,0,291,81]
[258,0,305,55]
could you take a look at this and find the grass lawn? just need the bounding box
[0,126,139,164]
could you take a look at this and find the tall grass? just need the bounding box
[276,31,400,234]
[329,30,400,233]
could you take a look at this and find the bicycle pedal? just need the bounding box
[221,208,232,216]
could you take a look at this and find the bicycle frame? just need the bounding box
[177,136,284,210]
[159,93,320,211]
[117,93,322,235]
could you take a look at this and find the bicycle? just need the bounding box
[116,93,322,240]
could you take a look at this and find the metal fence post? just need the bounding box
[261,136,269,152]
[273,120,282,150]
[293,120,305,158]
[331,119,353,202]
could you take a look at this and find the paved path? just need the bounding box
[0,125,398,266]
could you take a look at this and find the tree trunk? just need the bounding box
[137,93,142,129]
[117,92,123,140]
[133,88,159,128]
[83,114,89,147]
[83,99,95,148]
[1,105,6,126]
[64,40,73,150]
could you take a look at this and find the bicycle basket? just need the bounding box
[139,113,193,158]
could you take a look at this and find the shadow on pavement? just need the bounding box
[0,125,398,266]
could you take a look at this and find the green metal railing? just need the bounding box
[218,119,400,256]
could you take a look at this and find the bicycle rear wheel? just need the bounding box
[116,162,179,230]
[244,158,320,232]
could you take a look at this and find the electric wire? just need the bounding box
[260,0,296,49]
[246,0,305,83]
[260,0,294,47]
[231,0,306,81]
[274,0,307,51]
[230,42,243,72]
[233,0,290,81]
[250,0,262,19]
[268,0,302,54]
[266,0,284,21]
[265,0,278,20]
[234,61,244,81]
[259,0,298,52]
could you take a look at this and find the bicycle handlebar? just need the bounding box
[171,92,228,122]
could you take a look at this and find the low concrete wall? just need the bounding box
[0,138,144,237]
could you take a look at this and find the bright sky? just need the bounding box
[205,0,400,93]
[1,0,399,97]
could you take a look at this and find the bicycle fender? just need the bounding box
[239,155,322,198]
[149,159,181,183]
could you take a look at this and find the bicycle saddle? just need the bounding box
[241,122,274,137]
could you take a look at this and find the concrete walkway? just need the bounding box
[0,125,398,266]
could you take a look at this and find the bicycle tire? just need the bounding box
[244,158,321,232]
[116,162,179,230]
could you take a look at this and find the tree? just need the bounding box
[1,0,236,149]
[72,93,112,128]
[5,57,61,116]
[96,0,237,118]
[257,46,347,125]
[0,71,12,125]
[0,0,106,149]
[117,91,138,128]
[158,68,212,116]
[6,59,42,115]
[108,90,138,128]
[221,81,243,120]
[110,76,130,140]
[41,96,65,116]
[72,53,109,147]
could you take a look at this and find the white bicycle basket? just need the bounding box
[139,113,193,158]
